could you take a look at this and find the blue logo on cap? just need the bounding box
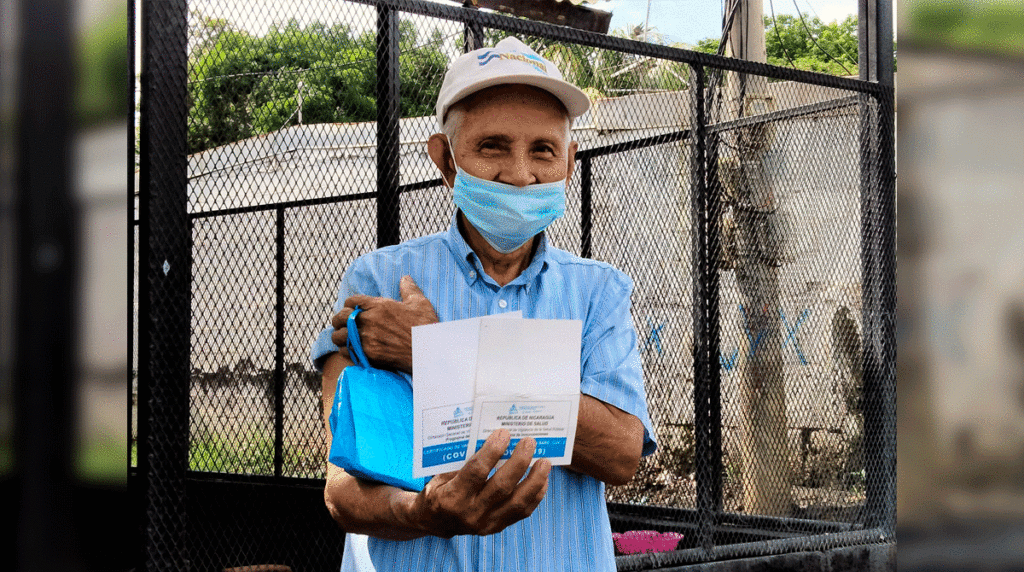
[477,50,547,73]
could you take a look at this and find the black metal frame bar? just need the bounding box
[607,502,856,535]
[615,528,889,571]
[138,0,191,569]
[859,0,897,538]
[376,4,402,248]
[859,91,896,536]
[133,0,896,568]
[12,0,78,569]
[348,0,885,95]
[128,0,141,565]
[580,157,593,258]
[274,207,286,477]
[689,64,724,556]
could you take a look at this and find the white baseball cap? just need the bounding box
[435,36,591,128]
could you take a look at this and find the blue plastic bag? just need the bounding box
[328,307,426,492]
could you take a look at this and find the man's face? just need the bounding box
[449,84,577,188]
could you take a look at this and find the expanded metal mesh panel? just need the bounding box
[396,13,463,152]
[594,140,696,510]
[135,0,894,569]
[710,98,867,536]
[284,200,377,477]
[189,212,276,475]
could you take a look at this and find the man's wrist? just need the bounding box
[389,488,424,534]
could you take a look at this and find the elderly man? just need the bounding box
[311,37,656,572]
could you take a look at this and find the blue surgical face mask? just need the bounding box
[442,145,566,254]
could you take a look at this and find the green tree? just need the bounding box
[764,13,859,75]
[691,14,893,77]
[186,16,446,154]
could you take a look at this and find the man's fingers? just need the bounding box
[330,327,348,348]
[399,275,425,303]
[483,458,551,533]
[513,458,551,507]
[457,429,510,491]
[343,294,377,310]
[330,307,354,330]
[477,437,536,508]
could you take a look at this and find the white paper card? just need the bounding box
[411,312,521,478]
[468,319,582,467]
[412,314,583,477]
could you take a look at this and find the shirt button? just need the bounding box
[498,299,508,309]
[468,270,476,279]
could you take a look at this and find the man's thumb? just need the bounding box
[400,275,424,302]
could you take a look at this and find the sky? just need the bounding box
[166,0,864,46]
[602,0,861,46]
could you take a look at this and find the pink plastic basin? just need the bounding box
[612,530,684,554]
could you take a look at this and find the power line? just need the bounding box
[797,0,859,64]
[790,0,853,75]
[718,0,741,56]
[704,0,739,125]
[767,0,798,69]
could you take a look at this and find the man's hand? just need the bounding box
[323,429,551,540]
[408,428,551,538]
[330,275,439,373]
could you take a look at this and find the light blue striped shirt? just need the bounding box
[311,212,656,572]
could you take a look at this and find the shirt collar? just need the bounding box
[443,210,549,287]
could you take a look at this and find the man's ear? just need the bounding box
[565,140,579,184]
[427,133,456,188]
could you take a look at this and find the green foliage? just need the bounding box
[908,0,1024,56]
[183,9,889,155]
[764,13,859,76]
[398,26,449,119]
[78,11,128,127]
[186,15,444,154]
[690,14,891,77]
[693,37,722,55]
[190,428,275,474]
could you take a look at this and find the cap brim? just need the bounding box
[441,74,591,123]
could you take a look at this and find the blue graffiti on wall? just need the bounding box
[720,305,811,370]
[640,306,811,368]
[640,317,667,356]
[781,308,810,365]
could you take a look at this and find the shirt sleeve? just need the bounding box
[579,269,657,457]
[309,256,381,372]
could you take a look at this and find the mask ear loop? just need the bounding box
[437,135,459,190]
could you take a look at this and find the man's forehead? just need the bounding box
[455,84,569,122]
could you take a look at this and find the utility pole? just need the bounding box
[642,0,652,43]
[722,0,792,516]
